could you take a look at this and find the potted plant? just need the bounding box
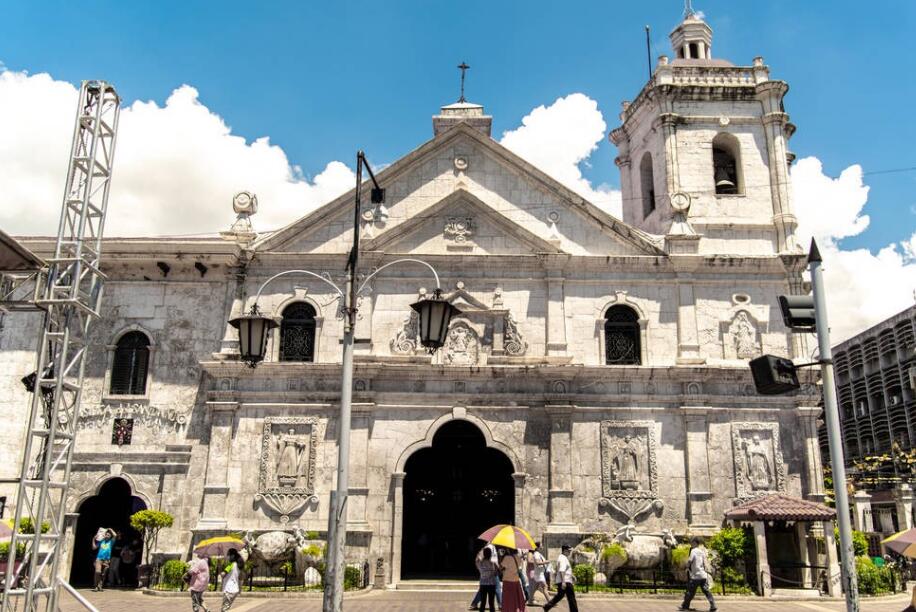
[129,509,174,587]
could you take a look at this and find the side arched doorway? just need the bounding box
[402,420,514,578]
[69,477,146,587]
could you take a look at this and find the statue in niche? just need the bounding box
[444,324,478,366]
[610,435,641,490]
[730,311,758,359]
[276,428,309,487]
[744,434,772,490]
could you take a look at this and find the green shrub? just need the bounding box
[670,544,691,568]
[708,527,751,569]
[16,518,50,534]
[160,559,188,589]
[280,560,294,575]
[855,555,894,594]
[344,565,362,590]
[572,563,595,586]
[300,544,324,558]
[0,541,26,561]
[834,527,868,557]
[305,530,320,540]
[600,543,627,564]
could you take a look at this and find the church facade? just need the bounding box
[0,12,825,585]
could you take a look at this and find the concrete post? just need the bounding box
[852,491,873,533]
[896,483,914,530]
[823,521,842,597]
[753,521,772,597]
[796,522,812,588]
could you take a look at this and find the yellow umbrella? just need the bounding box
[479,524,536,551]
[193,535,244,557]
[882,528,916,557]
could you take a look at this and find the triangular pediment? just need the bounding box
[255,123,664,257]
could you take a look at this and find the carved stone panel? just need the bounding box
[444,217,474,243]
[731,422,786,500]
[443,323,480,366]
[726,310,760,359]
[390,310,419,355]
[600,420,663,524]
[256,417,319,522]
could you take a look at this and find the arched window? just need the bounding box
[639,152,656,218]
[713,133,742,195]
[110,331,150,395]
[280,302,316,362]
[604,305,641,365]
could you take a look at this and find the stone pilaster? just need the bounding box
[852,491,874,532]
[347,404,372,532]
[682,407,715,528]
[512,472,527,527]
[756,80,798,253]
[217,264,247,357]
[796,407,826,503]
[659,113,681,200]
[675,279,704,365]
[545,272,568,357]
[546,404,577,532]
[198,401,238,529]
[389,472,406,586]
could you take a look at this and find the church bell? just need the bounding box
[715,165,737,193]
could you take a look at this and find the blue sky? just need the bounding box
[3,0,915,252]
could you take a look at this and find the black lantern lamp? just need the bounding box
[410,290,461,352]
[229,305,279,367]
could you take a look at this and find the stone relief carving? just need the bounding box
[443,323,479,366]
[390,310,419,355]
[728,311,759,359]
[444,217,474,243]
[503,313,527,356]
[80,401,190,434]
[731,422,786,500]
[600,421,663,524]
[256,417,319,522]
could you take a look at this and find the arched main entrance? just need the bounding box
[402,420,514,578]
[69,477,146,587]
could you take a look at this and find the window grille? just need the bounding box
[110,331,150,395]
[280,302,316,362]
[604,305,641,365]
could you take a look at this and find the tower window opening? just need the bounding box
[639,152,656,218]
[689,42,699,59]
[712,133,743,195]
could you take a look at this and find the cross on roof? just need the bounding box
[457,62,470,103]
[684,0,696,18]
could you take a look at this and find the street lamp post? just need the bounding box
[229,152,459,612]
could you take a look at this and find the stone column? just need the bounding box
[756,81,798,253]
[217,264,247,357]
[823,521,841,597]
[513,473,527,526]
[546,404,577,533]
[545,271,567,357]
[675,279,704,365]
[389,472,406,586]
[795,522,812,588]
[682,407,715,527]
[752,521,771,596]
[852,491,874,532]
[659,113,680,199]
[198,401,238,529]
[347,404,372,531]
[896,483,914,530]
[796,407,826,503]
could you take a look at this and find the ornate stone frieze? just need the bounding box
[600,420,663,524]
[389,310,419,355]
[503,313,527,356]
[256,416,319,522]
[731,422,786,501]
[80,401,190,434]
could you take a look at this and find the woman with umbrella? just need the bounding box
[882,529,916,611]
[478,525,535,612]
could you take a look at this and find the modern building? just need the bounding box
[0,9,836,594]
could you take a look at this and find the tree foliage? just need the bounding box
[708,527,752,569]
[129,509,174,566]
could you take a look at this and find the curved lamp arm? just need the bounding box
[249,270,345,310]
[356,258,442,296]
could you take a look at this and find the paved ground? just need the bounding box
[54,588,913,612]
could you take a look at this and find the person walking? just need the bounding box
[219,549,241,611]
[527,542,550,605]
[499,548,526,612]
[543,544,578,612]
[475,546,499,612]
[91,529,115,592]
[469,544,502,610]
[678,537,717,612]
[187,552,211,612]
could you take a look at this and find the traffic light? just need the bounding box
[749,354,800,395]
[778,295,816,331]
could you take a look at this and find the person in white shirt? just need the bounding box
[678,537,717,612]
[220,549,241,611]
[526,541,550,605]
[543,544,578,612]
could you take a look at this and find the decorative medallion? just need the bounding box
[444,217,474,243]
[111,418,133,446]
[256,417,320,522]
[600,420,663,524]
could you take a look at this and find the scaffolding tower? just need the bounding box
[1,80,119,612]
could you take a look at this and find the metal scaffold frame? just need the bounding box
[1,80,119,612]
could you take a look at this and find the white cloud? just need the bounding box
[0,70,354,237]
[791,156,916,341]
[499,93,622,218]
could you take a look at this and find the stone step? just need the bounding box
[396,579,479,591]
[770,587,822,599]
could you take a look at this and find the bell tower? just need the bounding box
[610,9,799,255]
